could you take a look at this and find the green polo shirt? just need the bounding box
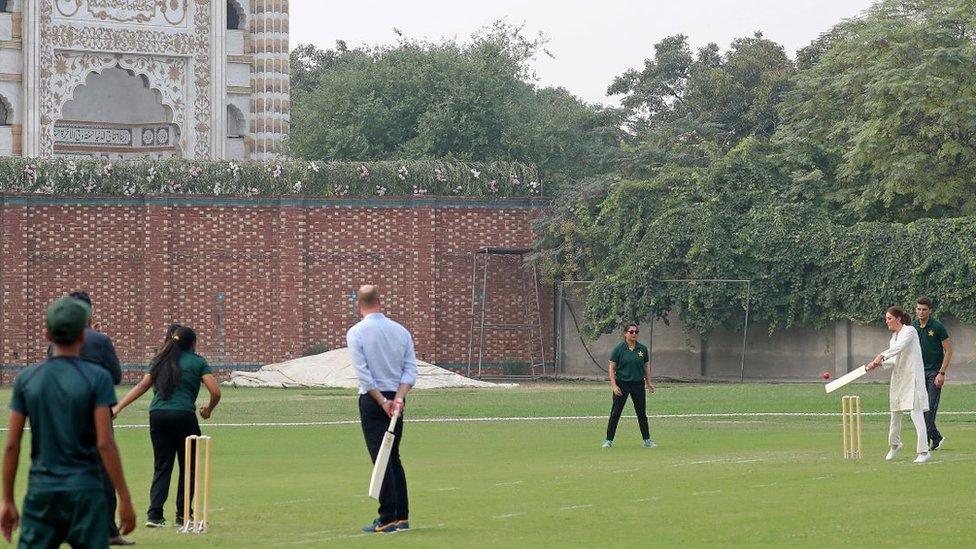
[149,351,213,413]
[10,357,117,493]
[610,341,649,383]
[912,318,949,372]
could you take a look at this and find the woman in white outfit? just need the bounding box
[866,306,931,463]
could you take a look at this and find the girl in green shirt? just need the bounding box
[113,326,221,528]
[602,323,656,448]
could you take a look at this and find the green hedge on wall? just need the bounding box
[538,141,976,338]
[0,158,543,198]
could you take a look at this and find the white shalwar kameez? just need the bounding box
[879,324,929,454]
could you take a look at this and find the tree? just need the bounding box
[776,0,976,222]
[608,32,795,176]
[288,22,623,183]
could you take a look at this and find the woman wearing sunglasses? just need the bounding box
[602,323,655,448]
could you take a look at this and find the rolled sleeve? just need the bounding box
[400,332,418,387]
[347,328,376,393]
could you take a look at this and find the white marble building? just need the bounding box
[0,0,289,160]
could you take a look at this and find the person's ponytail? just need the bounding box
[148,326,196,400]
[886,306,911,326]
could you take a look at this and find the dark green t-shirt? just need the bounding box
[10,357,116,493]
[610,341,649,383]
[149,352,213,412]
[912,318,949,372]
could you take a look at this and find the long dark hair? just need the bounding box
[149,326,196,400]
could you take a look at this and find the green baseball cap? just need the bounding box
[46,297,91,343]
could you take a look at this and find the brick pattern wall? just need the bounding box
[0,197,554,379]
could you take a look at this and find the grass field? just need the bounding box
[4,382,975,547]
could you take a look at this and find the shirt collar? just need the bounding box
[365,312,386,320]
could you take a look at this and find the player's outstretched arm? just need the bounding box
[94,406,135,535]
[1,411,25,542]
[112,374,153,419]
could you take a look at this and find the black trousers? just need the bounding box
[359,393,408,523]
[148,410,201,522]
[606,380,650,441]
[923,371,943,442]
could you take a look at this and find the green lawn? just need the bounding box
[4,383,974,547]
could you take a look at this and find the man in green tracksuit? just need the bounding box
[0,297,135,548]
[913,297,953,451]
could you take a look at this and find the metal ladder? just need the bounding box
[466,247,547,379]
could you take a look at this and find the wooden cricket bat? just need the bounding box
[368,410,400,500]
[825,365,868,394]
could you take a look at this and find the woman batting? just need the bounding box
[866,306,931,463]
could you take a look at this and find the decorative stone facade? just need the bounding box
[0,0,288,160]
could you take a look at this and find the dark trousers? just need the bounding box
[923,371,943,443]
[606,380,650,441]
[148,410,201,522]
[359,393,408,523]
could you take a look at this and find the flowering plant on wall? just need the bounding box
[0,159,544,198]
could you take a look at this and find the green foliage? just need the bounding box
[0,158,543,197]
[302,342,331,357]
[776,0,976,222]
[538,4,976,337]
[539,140,976,338]
[289,22,624,184]
[609,32,795,176]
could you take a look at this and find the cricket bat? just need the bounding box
[825,365,869,394]
[368,410,400,499]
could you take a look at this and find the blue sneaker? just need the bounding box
[361,518,397,533]
[643,438,656,448]
[602,439,612,448]
[395,519,410,531]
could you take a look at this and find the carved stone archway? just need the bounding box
[27,0,221,158]
[48,52,190,153]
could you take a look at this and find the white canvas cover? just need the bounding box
[225,348,515,389]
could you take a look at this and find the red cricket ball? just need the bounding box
[822,371,831,380]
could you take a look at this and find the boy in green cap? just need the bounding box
[0,297,135,547]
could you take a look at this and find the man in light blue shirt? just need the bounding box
[347,285,416,533]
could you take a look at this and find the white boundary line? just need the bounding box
[4,411,971,431]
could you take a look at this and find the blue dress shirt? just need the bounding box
[347,312,418,394]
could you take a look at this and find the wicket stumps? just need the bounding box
[180,435,213,534]
[841,395,862,459]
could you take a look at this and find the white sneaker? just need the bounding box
[885,443,903,461]
[913,452,931,464]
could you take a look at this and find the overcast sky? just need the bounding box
[290,0,877,107]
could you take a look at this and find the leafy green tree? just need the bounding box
[776,0,976,222]
[289,22,623,183]
[608,32,795,176]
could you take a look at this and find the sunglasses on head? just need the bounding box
[627,329,639,334]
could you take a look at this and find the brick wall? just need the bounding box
[0,196,554,379]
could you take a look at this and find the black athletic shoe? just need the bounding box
[931,436,946,451]
[395,519,410,531]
